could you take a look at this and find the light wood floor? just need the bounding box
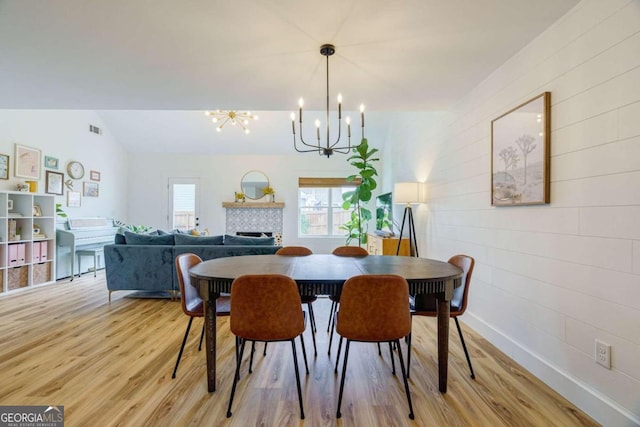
[0,272,599,426]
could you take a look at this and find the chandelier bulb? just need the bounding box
[314,119,321,128]
[298,98,304,108]
[245,129,250,134]
[345,116,351,125]
[360,104,365,113]
[290,112,296,121]
[253,115,259,120]
[337,93,343,103]
[212,118,218,123]
[216,127,222,132]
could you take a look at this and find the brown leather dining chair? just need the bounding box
[172,253,231,379]
[327,245,368,355]
[335,274,414,420]
[275,246,317,356]
[227,274,309,419]
[406,254,475,379]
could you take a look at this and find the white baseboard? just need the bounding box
[463,313,640,427]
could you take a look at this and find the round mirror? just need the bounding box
[241,170,269,200]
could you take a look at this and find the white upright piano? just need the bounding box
[56,218,119,279]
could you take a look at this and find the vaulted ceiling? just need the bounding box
[0,0,579,154]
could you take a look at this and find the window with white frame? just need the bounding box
[298,178,360,237]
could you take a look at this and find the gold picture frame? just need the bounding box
[491,92,550,206]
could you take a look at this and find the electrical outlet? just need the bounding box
[595,339,611,369]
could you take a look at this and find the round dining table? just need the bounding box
[190,254,462,393]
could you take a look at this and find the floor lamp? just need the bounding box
[394,182,423,257]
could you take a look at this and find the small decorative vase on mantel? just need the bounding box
[269,194,275,203]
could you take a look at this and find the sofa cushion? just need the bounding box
[114,233,126,244]
[124,231,175,245]
[174,234,224,246]
[224,234,275,246]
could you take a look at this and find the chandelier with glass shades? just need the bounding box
[290,44,365,158]
[205,110,259,134]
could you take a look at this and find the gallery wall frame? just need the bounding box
[0,154,9,180]
[15,144,41,180]
[45,155,59,169]
[491,92,550,206]
[67,190,81,208]
[83,181,99,197]
[45,170,64,195]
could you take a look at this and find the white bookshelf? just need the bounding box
[0,191,56,295]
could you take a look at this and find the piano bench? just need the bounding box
[76,248,104,278]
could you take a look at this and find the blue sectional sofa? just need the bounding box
[104,232,280,301]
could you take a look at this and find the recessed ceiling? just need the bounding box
[0,0,579,153]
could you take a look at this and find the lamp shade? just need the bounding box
[394,182,425,204]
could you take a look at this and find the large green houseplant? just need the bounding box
[340,138,379,246]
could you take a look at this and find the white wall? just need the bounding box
[382,1,640,425]
[126,152,364,253]
[0,110,128,220]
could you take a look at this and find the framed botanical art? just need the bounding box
[0,154,9,180]
[45,170,64,195]
[491,92,550,206]
[83,181,99,197]
[67,191,81,208]
[15,144,41,180]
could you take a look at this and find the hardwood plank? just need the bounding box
[0,272,600,426]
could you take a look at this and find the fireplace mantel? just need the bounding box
[222,202,285,208]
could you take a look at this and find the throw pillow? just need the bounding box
[174,234,224,246]
[124,231,175,245]
[189,228,210,236]
[114,233,126,244]
[224,234,275,246]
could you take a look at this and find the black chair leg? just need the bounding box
[388,341,396,375]
[377,342,382,356]
[334,336,343,373]
[328,315,336,355]
[336,339,351,419]
[455,317,475,379]
[290,339,305,419]
[227,338,246,418]
[249,341,256,374]
[394,339,415,420]
[198,323,205,351]
[263,342,268,356]
[172,316,193,379]
[406,332,412,379]
[234,337,240,380]
[299,335,310,375]
[309,303,318,357]
[327,300,336,332]
[308,302,317,332]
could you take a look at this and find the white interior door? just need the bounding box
[167,177,200,231]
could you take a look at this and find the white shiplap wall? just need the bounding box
[382,1,640,425]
